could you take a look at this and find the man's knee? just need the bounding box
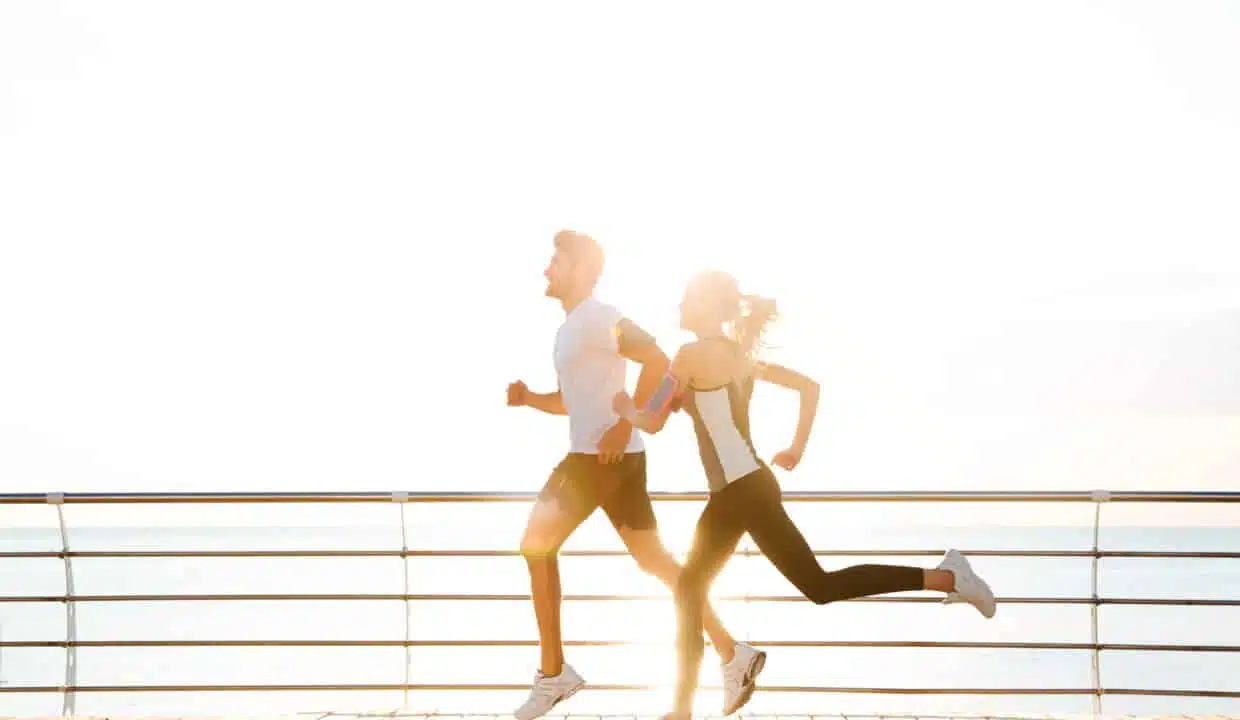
[520,500,573,561]
[520,524,563,562]
[520,532,560,562]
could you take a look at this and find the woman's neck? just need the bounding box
[692,324,727,341]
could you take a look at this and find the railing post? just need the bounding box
[393,492,412,708]
[1089,489,1111,719]
[48,492,78,717]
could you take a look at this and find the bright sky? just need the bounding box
[2,0,1239,498]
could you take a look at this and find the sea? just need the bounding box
[1,499,1238,719]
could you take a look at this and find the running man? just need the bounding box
[613,270,998,720]
[506,232,765,720]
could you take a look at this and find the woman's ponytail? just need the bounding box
[733,293,778,359]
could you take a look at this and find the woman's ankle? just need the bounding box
[924,568,954,593]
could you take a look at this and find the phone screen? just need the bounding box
[646,375,678,413]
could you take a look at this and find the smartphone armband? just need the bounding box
[643,374,681,416]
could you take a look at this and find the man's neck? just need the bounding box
[559,290,591,315]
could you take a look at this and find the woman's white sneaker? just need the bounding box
[721,642,766,715]
[938,549,997,619]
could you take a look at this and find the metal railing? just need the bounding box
[2,490,1239,718]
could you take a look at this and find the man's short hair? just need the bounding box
[554,229,605,289]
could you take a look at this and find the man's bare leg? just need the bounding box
[618,527,738,662]
[520,499,585,675]
[525,548,564,675]
[514,498,591,720]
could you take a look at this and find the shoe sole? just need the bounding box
[722,650,766,716]
[514,680,585,720]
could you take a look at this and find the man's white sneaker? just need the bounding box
[938,549,997,619]
[513,663,585,720]
[721,642,767,715]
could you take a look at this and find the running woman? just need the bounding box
[507,234,765,720]
[613,270,997,720]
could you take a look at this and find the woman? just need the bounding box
[613,270,997,719]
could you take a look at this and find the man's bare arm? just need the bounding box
[507,381,567,415]
[617,319,671,410]
[615,346,692,434]
[526,390,567,415]
[592,317,670,445]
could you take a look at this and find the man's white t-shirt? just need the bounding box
[553,296,645,455]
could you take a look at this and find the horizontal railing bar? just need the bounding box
[2,593,1235,606]
[308,716,1089,720]
[3,490,1239,504]
[2,683,1236,697]
[308,715,1053,720]
[311,715,1076,720]
[4,548,1239,560]
[1099,551,1240,559]
[0,683,1127,695]
[4,639,1238,653]
[1104,688,1240,698]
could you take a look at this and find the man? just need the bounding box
[506,230,765,720]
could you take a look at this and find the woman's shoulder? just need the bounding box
[671,339,707,372]
[672,339,729,382]
[673,338,730,364]
[677,338,749,387]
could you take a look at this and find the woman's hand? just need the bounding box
[771,445,804,471]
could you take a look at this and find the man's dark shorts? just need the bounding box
[536,452,657,531]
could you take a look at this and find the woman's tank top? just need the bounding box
[680,338,764,492]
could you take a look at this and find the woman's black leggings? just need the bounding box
[673,467,925,712]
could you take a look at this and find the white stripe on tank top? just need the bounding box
[693,387,761,484]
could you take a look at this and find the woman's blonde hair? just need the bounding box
[689,270,778,360]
